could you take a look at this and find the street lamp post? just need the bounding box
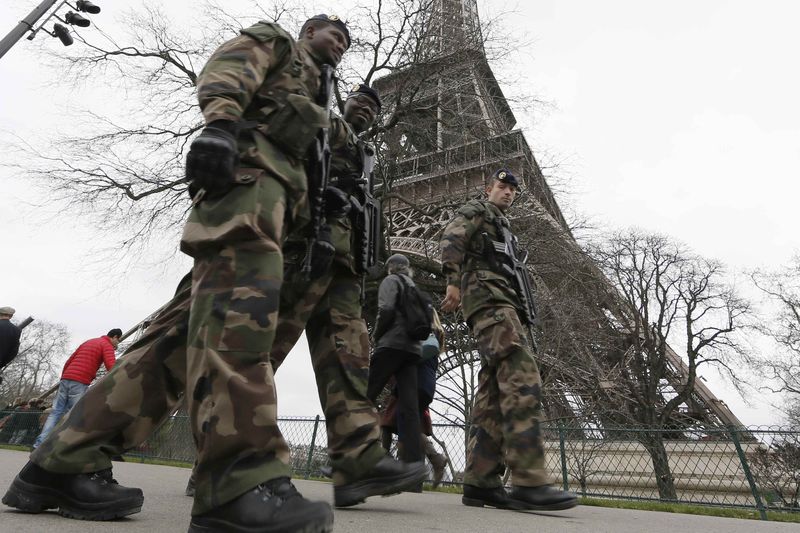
[0,0,101,59]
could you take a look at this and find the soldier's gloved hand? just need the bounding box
[323,186,352,218]
[309,224,336,279]
[186,120,239,198]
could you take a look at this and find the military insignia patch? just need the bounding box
[329,15,340,21]
[352,84,360,92]
[498,171,507,179]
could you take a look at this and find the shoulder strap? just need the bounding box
[240,21,296,82]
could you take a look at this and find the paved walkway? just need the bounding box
[0,449,796,532]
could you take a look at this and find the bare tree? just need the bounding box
[0,320,69,406]
[584,230,750,499]
[748,255,800,418]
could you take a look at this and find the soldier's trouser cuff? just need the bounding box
[191,460,292,515]
[462,472,503,489]
[510,470,551,488]
[31,446,112,475]
[331,440,386,486]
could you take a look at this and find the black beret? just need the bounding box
[492,168,520,188]
[347,83,382,110]
[306,14,351,48]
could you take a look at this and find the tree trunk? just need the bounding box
[641,433,677,500]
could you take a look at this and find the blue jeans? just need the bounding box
[33,379,89,448]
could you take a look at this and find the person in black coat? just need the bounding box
[0,307,21,374]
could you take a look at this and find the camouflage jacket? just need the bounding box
[440,198,521,322]
[196,21,329,209]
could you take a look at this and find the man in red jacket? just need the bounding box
[33,329,121,449]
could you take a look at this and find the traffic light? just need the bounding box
[76,1,101,15]
[52,23,73,46]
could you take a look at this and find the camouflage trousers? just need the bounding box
[32,176,300,516]
[30,274,192,476]
[270,256,384,485]
[463,305,550,488]
[181,175,294,514]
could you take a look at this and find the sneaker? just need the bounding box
[461,484,518,510]
[2,461,144,520]
[188,477,332,533]
[508,485,577,511]
[334,457,427,507]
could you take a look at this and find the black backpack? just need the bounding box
[394,274,434,341]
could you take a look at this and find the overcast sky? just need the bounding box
[1,0,797,427]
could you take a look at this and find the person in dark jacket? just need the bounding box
[367,254,424,465]
[32,329,121,448]
[379,309,448,487]
[0,307,21,374]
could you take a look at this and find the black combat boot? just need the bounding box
[2,461,144,520]
[508,485,578,511]
[461,484,519,509]
[334,457,427,507]
[188,477,333,533]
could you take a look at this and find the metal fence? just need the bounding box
[1,409,797,519]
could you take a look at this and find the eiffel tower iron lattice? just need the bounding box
[371,0,745,432]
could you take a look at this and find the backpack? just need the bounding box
[394,274,434,341]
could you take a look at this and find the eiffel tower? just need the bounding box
[372,0,744,430]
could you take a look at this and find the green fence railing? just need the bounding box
[1,409,797,519]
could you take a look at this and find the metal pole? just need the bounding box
[729,426,768,521]
[305,415,321,479]
[0,0,60,59]
[558,422,569,491]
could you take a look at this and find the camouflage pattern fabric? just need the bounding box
[178,21,328,515]
[440,199,518,322]
[270,258,384,485]
[31,274,192,474]
[29,22,340,513]
[269,116,385,485]
[440,199,550,489]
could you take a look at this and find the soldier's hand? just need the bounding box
[441,285,461,313]
[309,224,336,279]
[186,120,239,198]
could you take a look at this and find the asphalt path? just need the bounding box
[0,449,796,532]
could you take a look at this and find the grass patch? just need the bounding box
[579,497,800,523]
[121,455,194,469]
[0,444,30,453]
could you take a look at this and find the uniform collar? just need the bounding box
[298,40,327,67]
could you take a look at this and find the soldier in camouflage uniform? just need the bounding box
[3,15,353,532]
[269,84,426,507]
[439,169,577,511]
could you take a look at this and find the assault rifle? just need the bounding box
[352,142,381,275]
[302,64,336,279]
[483,221,539,349]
